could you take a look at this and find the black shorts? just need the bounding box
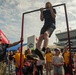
[40,24,55,37]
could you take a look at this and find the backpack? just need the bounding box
[0,44,7,61]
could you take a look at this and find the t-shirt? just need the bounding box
[14,52,25,68]
[43,8,56,27]
[45,53,53,63]
[0,44,8,61]
[52,55,64,65]
[36,60,45,66]
[63,51,70,65]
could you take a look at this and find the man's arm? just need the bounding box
[40,8,44,21]
[50,7,56,19]
[8,39,23,48]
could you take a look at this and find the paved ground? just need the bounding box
[5,62,65,75]
[5,63,15,75]
[5,64,51,75]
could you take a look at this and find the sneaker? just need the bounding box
[34,49,44,60]
[42,47,46,52]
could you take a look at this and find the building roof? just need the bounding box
[56,29,76,41]
[55,29,76,50]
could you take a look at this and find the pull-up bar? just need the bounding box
[23,3,65,14]
[20,3,73,75]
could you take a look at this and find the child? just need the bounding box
[52,48,64,75]
[45,47,53,75]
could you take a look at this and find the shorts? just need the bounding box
[53,66,63,75]
[45,62,53,70]
[40,24,55,37]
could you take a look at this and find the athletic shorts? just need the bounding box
[40,24,55,37]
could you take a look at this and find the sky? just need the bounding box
[0,0,76,45]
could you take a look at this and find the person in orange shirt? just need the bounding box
[63,46,71,75]
[45,47,53,75]
[13,47,25,75]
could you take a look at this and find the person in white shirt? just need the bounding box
[36,57,45,75]
[52,48,64,75]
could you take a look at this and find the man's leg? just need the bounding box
[43,32,49,48]
[42,31,51,52]
[42,27,54,52]
[35,35,44,60]
[36,35,44,49]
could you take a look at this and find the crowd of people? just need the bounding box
[4,46,76,75]
[0,33,76,75]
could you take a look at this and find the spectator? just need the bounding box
[9,51,14,72]
[0,35,23,75]
[45,47,53,75]
[36,57,45,75]
[24,48,34,75]
[52,48,64,75]
[63,46,71,75]
[73,53,76,74]
[13,47,25,75]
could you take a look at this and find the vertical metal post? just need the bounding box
[64,4,73,75]
[20,13,24,75]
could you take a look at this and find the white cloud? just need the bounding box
[0,20,4,24]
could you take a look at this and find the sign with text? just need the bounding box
[27,35,36,50]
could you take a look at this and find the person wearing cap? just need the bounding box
[52,48,64,75]
[0,35,23,75]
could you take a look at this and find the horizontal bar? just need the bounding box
[53,3,65,7]
[23,8,45,14]
[23,3,65,14]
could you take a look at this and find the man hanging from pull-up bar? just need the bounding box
[35,2,56,60]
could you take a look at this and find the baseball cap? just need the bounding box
[54,48,61,52]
